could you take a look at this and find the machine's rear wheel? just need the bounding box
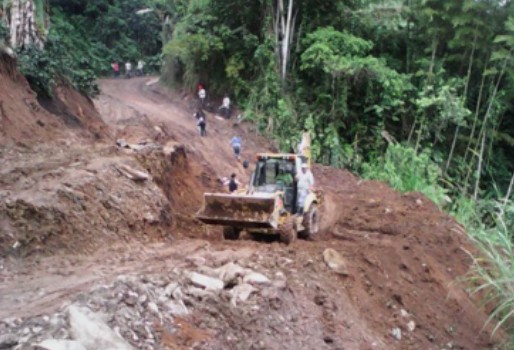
[299,204,319,239]
[279,217,296,245]
[223,227,241,240]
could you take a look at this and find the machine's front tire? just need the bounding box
[279,217,296,245]
[223,227,241,240]
[299,204,319,240]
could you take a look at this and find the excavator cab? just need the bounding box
[251,156,299,213]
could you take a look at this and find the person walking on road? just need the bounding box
[111,61,120,78]
[136,60,145,76]
[125,61,132,78]
[194,108,206,121]
[225,173,240,193]
[230,135,242,160]
[218,93,231,119]
[198,86,207,109]
[296,163,315,214]
[197,115,207,137]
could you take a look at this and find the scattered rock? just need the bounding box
[162,282,180,299]
[165,300,189,316]
[145,78,159,86]
[35,339,87,350]
[0,333,18,348]
[68,305,133,350]
[407,320,416,332]
[189,272,224,291]
[143,212,158,224]
[116,139,128,148]
[229,283,257,306]
[185,286,215,299]
[323,248,349,276]
[215,262,247,285]
[122,291,138,306]
[114,164,149,182]
[243,272,271,285]
[390,327,402,340]
[153,125,164,135]
[147,302,160,316]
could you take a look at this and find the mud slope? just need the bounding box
[0,75,504,350]
[314,165,500,349]
[0,53,65,146]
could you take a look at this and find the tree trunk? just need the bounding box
[462,30,477,101]
[444,30,477,175]
[4,0,46,49]
[473,131,485,200]
[414,118,424,154]
[405,0,411,74]
[484,112,504,172]
[473,50,510,199]
[407,118,416,143]
[463,60,488,165]
[274,0,295,83]
[427,39,437,83]
[499,171,514,221]
[444,125,460,175]
[281,0,293,81]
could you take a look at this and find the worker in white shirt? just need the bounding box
[219,94,231,119]
[296,163,315,214]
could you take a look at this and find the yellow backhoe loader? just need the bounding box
[196,148,320,244]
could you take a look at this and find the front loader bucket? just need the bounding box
[196,193,278,229]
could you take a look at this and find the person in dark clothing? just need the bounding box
[230,136,242,160]
[194,108,206,120]
[228,173,238,193]
[197,115,206,136]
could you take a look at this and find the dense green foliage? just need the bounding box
[465,203,514,339]
[361,144,448,205]
[0,22,7,41]
[15,0,164,96]
[162,0,514,203]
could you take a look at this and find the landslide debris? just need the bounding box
[0,64,505,350]
[0,147,172,257]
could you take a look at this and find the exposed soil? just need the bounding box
[0,54,66,147]
[0,63,506,349]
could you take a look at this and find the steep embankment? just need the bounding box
[0,53,64,146]
[0,69,504,349]
[0,57,176,257]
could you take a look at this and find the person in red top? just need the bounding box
[111,61,120,78]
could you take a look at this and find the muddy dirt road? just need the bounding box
[0,76,504,349]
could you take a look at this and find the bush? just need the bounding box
[16,44,99,98]
[0,22,8,42]
[16,45,56,97]
[467,216,514,338]
[361,143,448,206]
